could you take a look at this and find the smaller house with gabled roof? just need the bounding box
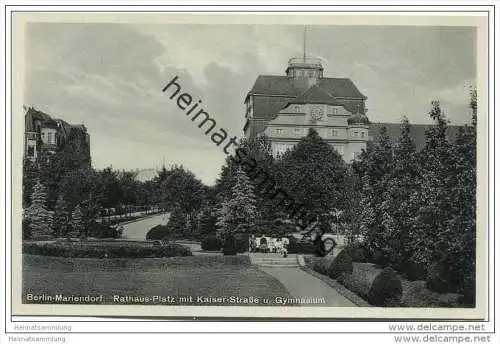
[24,106,91,164]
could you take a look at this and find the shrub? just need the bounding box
[201,235,222,251]
[399,280,464,308]
[222,233,238,256]
[234,233,249,253]
[22,241,192,258]
[343,242,370,262]
[341,263,403,306]
[146,225,170,240]
[22,219,31,240]
[286,236,315,254]
[89,221,118,239]
[312,248,353,281]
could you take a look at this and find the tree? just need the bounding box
[58,167,104,213]
[23,181,54,238]
[444,89,477,299]
[53,195,70,237]
[98,167,122,209]
[409,101,467,292]
[275,129,347,227]
[159,165,206,214]
[358,126,393,254]
[69,204,85,238]
[22,158,39,208]
[197,205,219,237]
[382,117,421,273]
[164,207,188,238]
[216,166,257,236]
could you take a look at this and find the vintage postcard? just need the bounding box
[9,12,489,320]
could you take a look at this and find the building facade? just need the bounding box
[244,57,370,161]
[24,106,91,165]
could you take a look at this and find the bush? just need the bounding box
[286,236,315,254]
[146,225,170,240]
[22,241,192,258]
[343,243,370,262]
[89,221,118,239]
[341,263,403,306]
[201,235,222,251]
[222,233,238,256]
[234,233,249,253]
[22,219,31,240]
[399,280,464,308]
[312,248,353,280]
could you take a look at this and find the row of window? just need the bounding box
[290,105,339,115]
[41,132,56,145]
[273,128,366,138]
[288,69,319,79]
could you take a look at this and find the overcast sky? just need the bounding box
[24,23,476,185]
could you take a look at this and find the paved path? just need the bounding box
[121,213,169,241]
[251,253,356,307]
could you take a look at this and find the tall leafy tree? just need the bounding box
[382,117,420,272]
[358,126,393,253]
[275,129,347,227]
[159,165,206,214]
[446,88,477,299]
[216,167,257,235]
[23,181,54,238]
[410,101,464,291]
[22,158,39,208]
[69,204,85,238]
[53,195,70,237]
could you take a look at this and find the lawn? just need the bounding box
[22,254,295,306]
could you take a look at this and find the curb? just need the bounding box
[299,264,370,307]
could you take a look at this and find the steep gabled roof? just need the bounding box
[247,75,366,99]
[290,84,344,106]
[25,107,57,131]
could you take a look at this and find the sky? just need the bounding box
[24,23,477,185]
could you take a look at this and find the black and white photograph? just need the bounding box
[8,11,490,322]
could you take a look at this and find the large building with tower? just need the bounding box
[243,56,370,161]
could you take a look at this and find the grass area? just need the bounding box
[22,254,294,306]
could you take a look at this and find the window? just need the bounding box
[47,133,53,144]
[275,128,283,135]
[361,131,365,138]
[294,105,301,113]
[294,128,302,135]
[353,131,359,137]
[27,146,34,157]
[308,70,314,78]
[331,129,339,137]
[327,107,338,116]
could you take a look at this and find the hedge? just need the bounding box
[286,236,315,254]
[22,241,192,258]
[146,225,170,240]
[201,235,222,251]
[313,248,353,280]
[399,280,464,308]
[341,263,402,306]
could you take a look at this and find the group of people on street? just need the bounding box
[249,235,290,257]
